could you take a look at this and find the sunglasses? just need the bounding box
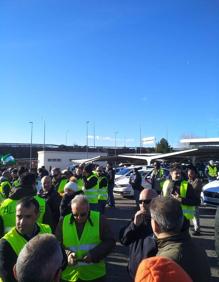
[139,199,152,205]
[72,212,87,218]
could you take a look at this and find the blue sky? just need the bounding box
[0,0,219,148]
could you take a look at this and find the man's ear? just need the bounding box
[13,264,18,280]
[151,218,160,235]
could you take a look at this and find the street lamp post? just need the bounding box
[43,120,46,152]
[93,122,96,148]
[29,121,33,170]
[139,126,142,154]
[65,130,69,146]
[114,131,118,156]
[86,121,89,158]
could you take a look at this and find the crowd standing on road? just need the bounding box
[0,160,216,282]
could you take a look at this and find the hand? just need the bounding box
[68,252,77,266]
[172,192,182,202]
[82,254,93,263]
[134,210,146,226]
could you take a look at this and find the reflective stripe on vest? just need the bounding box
[0,195,46,235]
[76,178,83,191]
[162,180,172,196]
[13,179,20,188]
[180,181,195,220]
[62,211,106,281]
[3,223,51,255]
[83,174,99,204]
[162,180,195,220]
[98,176,108,201]
[208,166,217,177]
[0,181,12,198]
[58,179,68,194]
[0,193,4,205]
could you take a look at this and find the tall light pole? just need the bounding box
[93,122,96,148]
[139,126,142,154]
[86,121,89,158]
[65,130,69,146]
[43,120,46,152]
[114,131,118,156]
[29,121,33,170]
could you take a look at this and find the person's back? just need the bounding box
[156,231,210,282]
[150,197,211,282]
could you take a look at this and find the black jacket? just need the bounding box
[119,215,157,279]
[129,171,142,191]
[38,188,62,228]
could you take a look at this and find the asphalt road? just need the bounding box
[104,194,219,282]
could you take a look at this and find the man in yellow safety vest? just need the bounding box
[0,197,52,282]
[56,194,115,282]
[162,163,200,231]
[205,160,218,182]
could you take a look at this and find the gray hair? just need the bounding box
[150,197,183,233]
[15,234,63,282]
[71,194,89,207]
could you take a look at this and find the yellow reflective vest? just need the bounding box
[83,174,99,204]
[3,223,51,255]
[61,211,106,281]
[162,180,195,220]
[207,165,217,177]
[98,176,108,201]
[57,178,68,194]
[12,179,20,188]
[0,195,46,235]
[0,180,12,198]
[76,177,83,191]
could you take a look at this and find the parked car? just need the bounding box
[113,167,153,197]
[115,166,142,180]
[201,180,219,206]
[113,167,169,198]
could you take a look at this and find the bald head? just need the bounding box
[139,189,158,212]
[140,189,158,200]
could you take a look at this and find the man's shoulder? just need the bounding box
[157,240,183,262]
[0,237,13,253]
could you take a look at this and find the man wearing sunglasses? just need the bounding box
[56,194,115,282]
[119,189,158,280]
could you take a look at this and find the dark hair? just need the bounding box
[18,167,28,177]
[84,163,93,174]
[169,163,181,173]
[154,161,160,168]
[187,165,198,175]
[20,172,36,188]
[17,197,39,214]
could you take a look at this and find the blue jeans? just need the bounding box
[108,184,115,206]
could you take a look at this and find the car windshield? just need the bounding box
[115,168,130,175]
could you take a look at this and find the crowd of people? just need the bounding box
[0,160,216,282]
